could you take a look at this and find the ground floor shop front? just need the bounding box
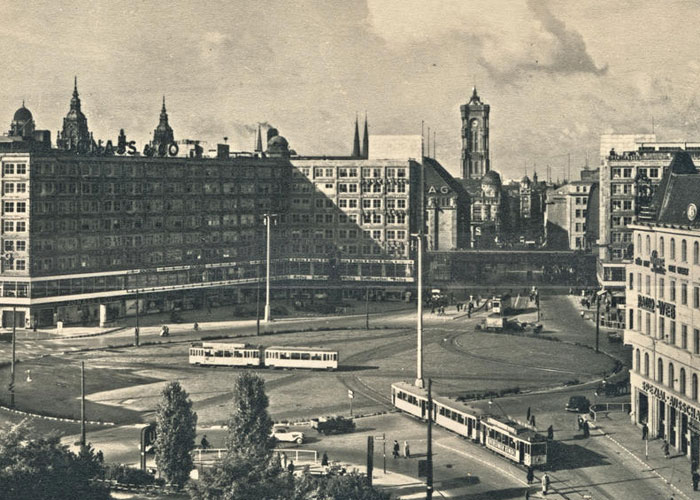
[631,372,700,469]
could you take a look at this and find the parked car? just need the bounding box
[311,416,356,435]
[271,425,304,444]
[565,395,591,413]
[607,331,623,343]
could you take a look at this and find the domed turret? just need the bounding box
[57,77,90,150]
[481,170,501,187]
[9,102,35,138]
[520,175,531,186]
[267,133,290,157]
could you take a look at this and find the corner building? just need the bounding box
[625,152,700,465]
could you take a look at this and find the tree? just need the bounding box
[188,372,292,499]
[293,473,389,500]
[155,381,198,489]
[224,372,275,459]
[0,421,110,500]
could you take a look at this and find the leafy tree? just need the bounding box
[0,421,110,500]
[225,371,275,459]
[189,372,291,499]
[155,381,198,489]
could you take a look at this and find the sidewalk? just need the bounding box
[591,412,696,500]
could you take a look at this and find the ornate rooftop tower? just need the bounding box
[152,96,174,149]
[460,87,490,179]
[57,77,90,150]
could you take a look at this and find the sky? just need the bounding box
[2,0,700,181]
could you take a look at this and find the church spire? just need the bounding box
[362,113,369,159]
[152,95,174,148]
[58,77,90,150]
[352,114,361,157]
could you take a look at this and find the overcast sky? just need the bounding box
[2,0,699,180]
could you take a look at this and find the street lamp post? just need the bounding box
[134,288,140,347]
[80,361,86,447]
[9,305,16,408]
[263,213,277,323]
[365,287,370,330]
[412,233,424,389]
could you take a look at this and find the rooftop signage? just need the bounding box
[69,131,179,158]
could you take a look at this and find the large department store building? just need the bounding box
[625,151,700,464]
[0,84,470,328]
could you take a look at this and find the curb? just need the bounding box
[0,404,117,426]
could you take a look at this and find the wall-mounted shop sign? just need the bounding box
[650,250,666,274]
[427,185,451,194]
[637,294,676,319]
[642,380,700,423]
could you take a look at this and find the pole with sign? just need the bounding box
[348,389,354,416]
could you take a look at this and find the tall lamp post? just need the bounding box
[263,213,277,323]
[412,232,424,389]
[9,305,16,408]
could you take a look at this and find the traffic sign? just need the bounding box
[348,389,354,399]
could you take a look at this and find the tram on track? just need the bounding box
[391,382,547,468]
[189,342,339,370]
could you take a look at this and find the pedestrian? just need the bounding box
[663,440,670,459]
[526,406,531,421]
[577,415,583,431]
[583,420,590,438]
[393,440,400,459]
[693,470,700,491]
[526,466,534,484]
[642,423,648,440]
[530,414,536,428]
[525,489,530,500]
[287,460,294,474]
[547,425,554,440]
[200,434,210,450]
[403,440,410,459]
[541,472,550,496]
[321,451,328,467]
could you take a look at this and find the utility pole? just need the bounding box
[365,287,370,330]
[426,378,434,500]
[415,148,425,389]
[595,294,601,353]
[80,361,86,447]
[134,289,140,347]
[263,213,276,323]
[256,263,261,336]
[9,305,16,408]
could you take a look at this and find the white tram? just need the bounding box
[391,382,547,468]
[188,342,339,371]
[264,346,338,370]
[189,342,263,367]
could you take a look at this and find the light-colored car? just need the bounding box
[271,425,304,444]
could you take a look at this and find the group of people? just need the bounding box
[392,440,410,459]
[525,467,550,497]
[576,415,590,438]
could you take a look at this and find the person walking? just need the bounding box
[526,407,531,421]
[547,425,554,440]
[541,472,550,496]
[693,470,699,491]
[526,466,534,484]
[321,452,329,467]
[524,489,530,500]
[287,460,295,474]
[663,440,670,459]
[530,414,536,428]
[403,440,410,459]
[577,415,583,431]
[393,440,400,459]
[642,422,648,440]
[583,420,590,438]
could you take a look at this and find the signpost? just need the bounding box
[348,389,354,416]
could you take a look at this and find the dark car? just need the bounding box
[607,331,623,343]
[565,395,590,413]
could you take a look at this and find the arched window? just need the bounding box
[693,374,698,401]
[644,353,650,377]
[671,238,676,260]
[635,349,640,373]
[660,237,665,258]
[658,358,664,383]
[694,241,699,265]
[637,234,642,256]
[680,368,687,395]
[682,240,688,262]
[646,235,651,256]
[669,362,675,389]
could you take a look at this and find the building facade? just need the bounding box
[545,180,595,251]
[625,156,700,464]
[0,97,472,327]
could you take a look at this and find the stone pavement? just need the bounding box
[590,411,698,500]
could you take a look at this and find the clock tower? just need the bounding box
[460,88,490,180]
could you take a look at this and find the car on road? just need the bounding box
[607,331,623,343]
[565,395,591,413]
[271,425,304,444]
[311,416,356,435]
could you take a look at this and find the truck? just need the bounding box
[477,313,507,332]
[311,416,356,435]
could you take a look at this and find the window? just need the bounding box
[16,164,26,174]
[635,349,640,373]
[3,164,14,175]
[680,368,687,395]
[671,238,676,260]
[16,202,26,213]
[660,237,665,257]
[696,329,700,355]
[694,374,699,401]
[669,363,675,389]
[645,275,651,294]
[682,324,688,350]
[682,283,688,305]
[629,273,634,290]
[3,221,13,232]
[15,260,25,271]
[659,317,664,339]
[682,240,688,262]
[695,241,700,265]
[659,278,665,299]
[696,286,700,309]
[670,321,676,344]
[646,235,651,255]
[637,272,642,292]
[670,280,676,302]
[3,202,13,213]
[644,353,649,376]
[16,222,25,232]
[3,183,13,194]
[658,358,664,383]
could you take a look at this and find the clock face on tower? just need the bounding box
[471,119,479,128]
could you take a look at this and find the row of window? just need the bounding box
[3,240,26,252]
[337,183,407,194]
[310,167,407,179]
[32,181,279,196]
[638,234,700,264]
[32,162,279,179]
[632,308,699,352]
[635,350,700,400]
[2,164,27,175]
[631,273,700,307]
